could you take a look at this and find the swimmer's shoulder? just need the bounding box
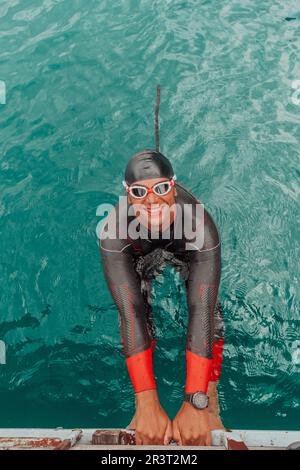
[175,182,220,252]
[98,197,134,254]
[175,182,201,205]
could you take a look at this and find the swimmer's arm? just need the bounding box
[185,245,221,393]
[172,243,221,447]
[184,204,221,394]
[99,241,156,393]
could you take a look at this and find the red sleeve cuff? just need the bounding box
[126,346,156,393]
[210,339,224,382]
[185,350,212,394]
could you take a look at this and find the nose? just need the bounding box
[145,192,159,205]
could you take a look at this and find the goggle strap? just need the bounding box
[122,180,130,193]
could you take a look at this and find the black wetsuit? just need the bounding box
[99,182,224,392]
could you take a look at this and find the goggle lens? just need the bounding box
[154,181,171,195]
[131,186,147,198]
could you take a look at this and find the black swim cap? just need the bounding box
[124,150,174,185]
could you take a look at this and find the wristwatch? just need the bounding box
[184,392,209,410]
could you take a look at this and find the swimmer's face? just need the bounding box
[127,177,177,231]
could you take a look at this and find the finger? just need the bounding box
[205,431,212,447]
[172,423,182,446]
[144,434,156,446]
[147,434,161,446]
[126,419,136,430]
[196,434,209,446]
[157,432,166,446]
[143,436,152,445]
[164,422,173,445]
[185,436,197,446]
[151,435,164,446]
[196,436,205,446]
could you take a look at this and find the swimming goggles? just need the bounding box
[122,175,176,199]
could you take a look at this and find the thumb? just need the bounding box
[172,421,182,446]
[135,431,143,446]
[164,421,173,446]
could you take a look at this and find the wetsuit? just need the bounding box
[99,182,224,394]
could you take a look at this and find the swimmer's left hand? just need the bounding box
[172,402,212,446]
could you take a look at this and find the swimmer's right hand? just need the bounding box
[134,390,172,445]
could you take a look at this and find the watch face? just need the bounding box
[192,392,208,409]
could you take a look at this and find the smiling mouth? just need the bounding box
[146,207,162,214]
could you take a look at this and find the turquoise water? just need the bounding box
[0,0,299,430]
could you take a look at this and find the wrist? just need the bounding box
[182,401,209,414]
[135,389,159,407]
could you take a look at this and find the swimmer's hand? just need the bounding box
[172,402,212,446]
[134,390,172,445]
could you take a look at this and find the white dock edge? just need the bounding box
[0,428,299,450]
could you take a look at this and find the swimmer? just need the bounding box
[99,86,225,446]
